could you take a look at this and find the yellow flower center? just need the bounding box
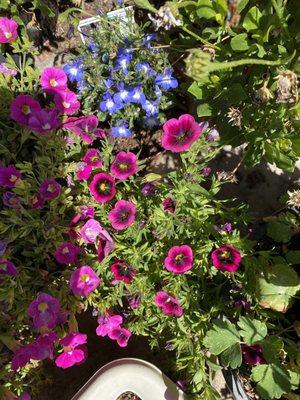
[62,247,69,255]
[38,302,48,312]
[50,78,57,87]
[80,274,90,283]
[8,197,17,205]
[0,263,6,271]
[62,101,70,109]
[10,175,18,182]
[42,123,51,130]
[47,184,55,193]
[175,254,184,261]
[4,32,12,39]
[222,251,231,259]
[99,183,107,192]
[119,163,128,171]
[21,105,30,115]
[91,156,98,162]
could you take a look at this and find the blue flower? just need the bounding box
[155,68,178,90]
[87,40,99,54]
[142,33,158,48]
[115,48,133,74]
[63,60,84,83]
[113,82,131,104]
[111,121,132,138]
[104,78,114,89]
[143,116,160,129]
[129,86,146,104]
[142,99,159,117]
[77,79,89,92]
[99,92,122,113]
[136,62,155,77]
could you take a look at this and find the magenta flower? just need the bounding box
[127,293,141,309]
[241,344,266,366]
[0,165,21,187]
[11,344,32,371]
[164,245,193,274]
[83,148,103,168]
[0,17,18,43]
[30,193,45,209]
[69,206,95,227]
[40,67,67,92]
[111,260,136,284]
[96,228,115,262]
[54,89,80,115]
[141,182,158,196]
[211,244,241,272]
[108,200,136,230]
[55,332,87,369]
[28,293,61,330]
[55,242,81,265]
[63,115,105,144]
[201,167,211,177]
[28,109,60,134]
[89,172,116,203]
[110,151,138,180]
[39,179,61,200]
[0,259,17,276]
[70,266,101,297]
[0,63,17,76]
[29,332,58,361]
[10,95,41,125]
[3,191,20,207]
[162,197,176,213]
[18,393,31,400]
[80,219,101,243]
[108,327,132,347]
[96,314,123,337]
[154,291,183,317]
[76,163,92,181]
[161,114,202,152]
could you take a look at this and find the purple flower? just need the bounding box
[128,86,146,104]
[110,151,138,180]
[28,293,61,330]
[80,219,103,244]
[141,182,158,196]
[54,89,80,115]
[241,344,266,366]
[96,228,115,262]
[155,68,178,90]
[111,260,136,284]
[28,109,60,134]
[99,92,122,113]
[111,121,132,138]
[143,116,160,129]
[206,127,220,142]
[29,332,58,361]
[154,291,183,317]
[108,200,136,230]
[3,191,20,207]
[164,245,193,274]
[40,67,67,93]
[10,95,41,125]
[234,299,251,310]
[162,197,176,213]
[55,332,87,369]
[201,167,211,177]
[30,193,45,209]
[0,63,17,76]
[96,314,123,337]
[142,33,158,47]
[115,49,133,74]
[63,115,105,144]
[76,163,92,181]
[18,393,31,400]
[82,148,103,167]
[0,259,17,276]
[70,266,101,297]
[0,241,7,257]
[89,172,116,203]
[55,242,81,265]
[127,293,141,309]
[0,165,21,187]
[108,327,132,347]
[211,244,241,272]
[214,222,232,234]
[136,62,154,76]
[39,179,61,200]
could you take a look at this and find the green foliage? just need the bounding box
[251,364,291,399]
[237,316,267,345]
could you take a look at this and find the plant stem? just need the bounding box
[181,26,220,50]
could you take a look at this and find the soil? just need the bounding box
[116,392,141,400]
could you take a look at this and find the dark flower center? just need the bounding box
[119,209,130,222]
[176,129,190,143]
[118,264,133,277]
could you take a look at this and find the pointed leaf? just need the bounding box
[203,320,240,355]
[238,317,267,345]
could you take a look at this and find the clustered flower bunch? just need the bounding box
[63,10,178,137]
[0,10,299,400]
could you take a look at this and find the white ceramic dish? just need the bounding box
[71,358,187,400]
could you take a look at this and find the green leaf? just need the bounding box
[231,33,250,51]
[261,336,283,364]
[220,342,242,368]
[188,82,203,99]
[238,317,267,345]
[133,0,158,12]
[196,0,216,19]
[257,263,300,312]
[251,364,291,399]
[243,6,262,31]
[237,0,249,13]
[197,103,212,117]
[203,320,240,355]
[267,221,292,243]
[285,251,300,265]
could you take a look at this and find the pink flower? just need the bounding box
[96,314,123,337]
[10,95,41,125]
[154,291,183,317]
[164,245,193,274]
[28,109,60,134]
[108,200,136,230]
[54,89,80,115]
[89,172,116,203]
[11,344,32,372]
[29,332,58,361]
[127,293,141,309]
[18,393,31,400]
[201,167,211,177]
[161,114,202,152]
[39,179,61,200]
[111,260,136,284]
[0,259,17,276]
[110,151,138,180]
[55,332,87,369]
[0,165,21,187]
[30,193,45,209]
[108,327,132,347]
[40,67,67,92]
[0,63,17,76]
[162,197,176,213]
[69,206,95,227]
[76,163,92,181]
[211,244,241,272]
[63,115,105,144]
[3,191,20,207]
[83,148,103,168]
[55,242,81,265]
[70,266,101,297]
[28,293,61,330]
[96,228,115,262]
[0,17,18,43]
[241,344,266,366]
[80,219,102,243]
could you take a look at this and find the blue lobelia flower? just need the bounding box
[142,33,158,48]
[87,40,99,54]
[104,78,114,89]
[113,82,131,104]
[155,68,178,91]
[128,86,146,105]
[136,62,155,77]
[99,92,122,113]
[111,121,132,138]
[115,48,133,74]
[142,99,159,117]
[63,59,84,83]
[143,116,160,129]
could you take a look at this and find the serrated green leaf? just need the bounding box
[251,364,291,399]
[203,320,240,355]
[220,342,242,368]
[238,317,267,345]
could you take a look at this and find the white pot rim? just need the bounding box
[72,357,187,400]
